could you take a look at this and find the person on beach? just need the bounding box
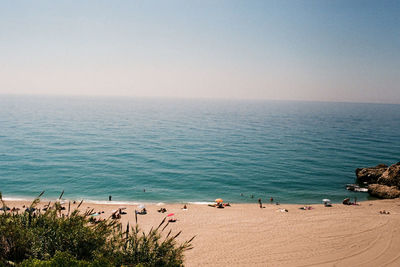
[157,208,167,213]
[258,198,262,208]
[109,195,112,201]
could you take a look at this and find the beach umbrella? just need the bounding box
[167,213,174,217]
[322,199,331,203]
[138,204,145,209]
[215,198,223,203]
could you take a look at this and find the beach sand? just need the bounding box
[3,198,400,267]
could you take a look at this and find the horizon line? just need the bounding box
[1,92,399,106]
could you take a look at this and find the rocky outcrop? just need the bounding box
[377,163,400,187]
[355,164,387,184]
[368,184,400,199]
[356,162,400,199]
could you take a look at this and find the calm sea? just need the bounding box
[0,95,399,204]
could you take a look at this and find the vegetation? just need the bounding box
[0,192,194,266]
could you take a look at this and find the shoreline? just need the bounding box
[2,197,216,206]
[1,192,371,206]
[2,198,400,266]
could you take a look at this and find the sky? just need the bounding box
[0,0,399,103]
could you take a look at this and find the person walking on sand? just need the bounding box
[258,198,262,208]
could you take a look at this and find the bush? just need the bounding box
[0,192,194,266]
[19,251,112,267]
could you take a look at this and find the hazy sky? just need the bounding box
[1,0,399,103]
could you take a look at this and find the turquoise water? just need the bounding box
[0,95,399,204]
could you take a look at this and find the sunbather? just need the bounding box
[136,208,147,215]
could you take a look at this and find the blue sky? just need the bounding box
[0,0,399,103]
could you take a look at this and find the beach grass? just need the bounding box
[0,192,194,266]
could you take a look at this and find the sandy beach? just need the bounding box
[3,198,400,267]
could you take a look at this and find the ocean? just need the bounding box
[1,95,399,204]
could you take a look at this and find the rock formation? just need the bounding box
[377,163,400,187]
[367,184,400,199]
[355,162,400,199]
[355,164,387,184]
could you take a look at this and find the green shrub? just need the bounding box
[19,251,113,267]
[0,192,194,266]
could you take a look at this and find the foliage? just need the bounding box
[0,192,194,266]
[19,251,112,267]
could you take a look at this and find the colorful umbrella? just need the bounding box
[215,198,223,203]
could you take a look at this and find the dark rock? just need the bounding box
[368,184,400,199]
[355,162,400,199]
[377,162,400,187]
[355,164,388,184]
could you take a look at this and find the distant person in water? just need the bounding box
[270,197,273,203]
[109,195,112,201]
[258,198,262,208]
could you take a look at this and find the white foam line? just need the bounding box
[187,201,215,205]
[85,200,141,205]
[2,197,218,206]
[3,197,34,201]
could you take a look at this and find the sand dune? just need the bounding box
[4,199,400,266]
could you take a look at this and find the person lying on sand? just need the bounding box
[158,208,167,213]
[118,208,127,215]
[135,208,147,215]
[380,210,390,214]
[168,218,177,222]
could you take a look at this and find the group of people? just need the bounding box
[157,208,167,213]
[135,208,147,215]
[379,210,390,214]
[208,203,231,208]
[342,197,358,205]
[258,197,275,208]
